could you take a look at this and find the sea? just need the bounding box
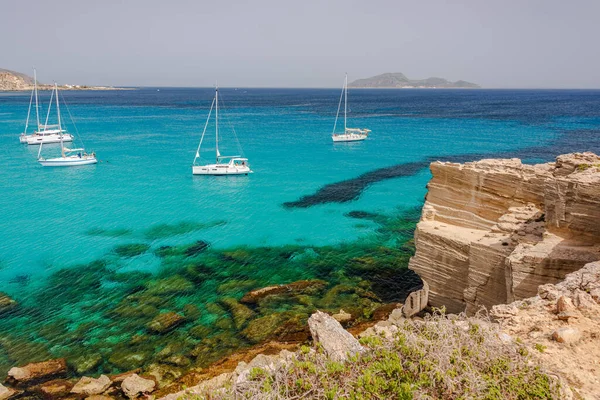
[0,87,599,377]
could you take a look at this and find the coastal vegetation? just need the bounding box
[189,310,562,399]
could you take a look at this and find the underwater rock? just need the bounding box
[146,363,184,388]
[184,240,211,257]
[214,316,234,330]
[219,298,256,329]
[216,280,258,295]
[70,354,103,375]
[145,275,194,295]
[0,293,17,315]
[7,358,67,385]
[308,311,365,362]
[182,304,201,320]
[163,355,191,368]
[121,374,156,399]
[113,302,159,319]
[114,243,150,258]
[71,375,112,396]
[147,312,186,334]
[240,280,328,304]
[241,312,309,344]
[37,378,73,398]
[108,352,150,371]
[188,325,211,340]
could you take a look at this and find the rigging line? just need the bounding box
[43,88,54,130]
[24,87,34,134]
[218,95,244,157]
[194,97,215,165]
[332,79,344,135]
[59,90,86,150]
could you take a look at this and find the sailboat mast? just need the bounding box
[344,73,347,131]
[34,68,40,130]
[215,86,219,163]
[54,83,65,158]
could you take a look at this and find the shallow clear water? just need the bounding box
[0,88,599,376]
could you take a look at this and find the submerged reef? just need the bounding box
[0,209,421,385]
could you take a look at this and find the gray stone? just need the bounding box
[121,374,155,399]
[307,311,364,362]
[552,327,581,344]
[71,375,112,396]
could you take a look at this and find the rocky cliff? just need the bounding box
[0,69,34,91]
[408,152,600,314]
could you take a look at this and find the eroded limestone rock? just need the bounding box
[7,358,67,384]
[121,374,155,399]
[307,311,364,362]
[409,153,600,314]
[71,375,112,396]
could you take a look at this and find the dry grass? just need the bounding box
[185,309,563,399]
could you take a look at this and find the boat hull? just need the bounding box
[332,134,368,142]
[192,164,252,176]
[39,156,97,167]
[25,133,74,145]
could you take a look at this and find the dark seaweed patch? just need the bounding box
[114,243,151,257]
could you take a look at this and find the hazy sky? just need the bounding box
[2,0,599,88]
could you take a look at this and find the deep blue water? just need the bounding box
[0,87,599,376]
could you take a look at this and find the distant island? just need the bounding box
[0,68,126,91]
[349,72,480,89]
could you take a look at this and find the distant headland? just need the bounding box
[0,68,127,91]
[349,72,480,89]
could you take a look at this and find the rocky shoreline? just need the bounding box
[1,153,598,398]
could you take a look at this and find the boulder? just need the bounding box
[552,327,581,344]
[71,375,112,396]
[38,379,74,397]
[7,358,67,384]
[307,311,364,362]
[147,312,185,333]
[121,374,155,399]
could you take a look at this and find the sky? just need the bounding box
[1,0,600,88]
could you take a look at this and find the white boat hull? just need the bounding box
[193,164,252,176]
[39,155,97,167]
[332,133,368,142]
[25,133,74,145]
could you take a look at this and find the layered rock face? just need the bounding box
[409,152,600,313]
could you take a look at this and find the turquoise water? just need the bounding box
[0,88,599,377]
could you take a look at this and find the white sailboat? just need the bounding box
[37,83,97,167]
[331,73,370,142]
[192,86,252,176]
[19,69,73,145]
